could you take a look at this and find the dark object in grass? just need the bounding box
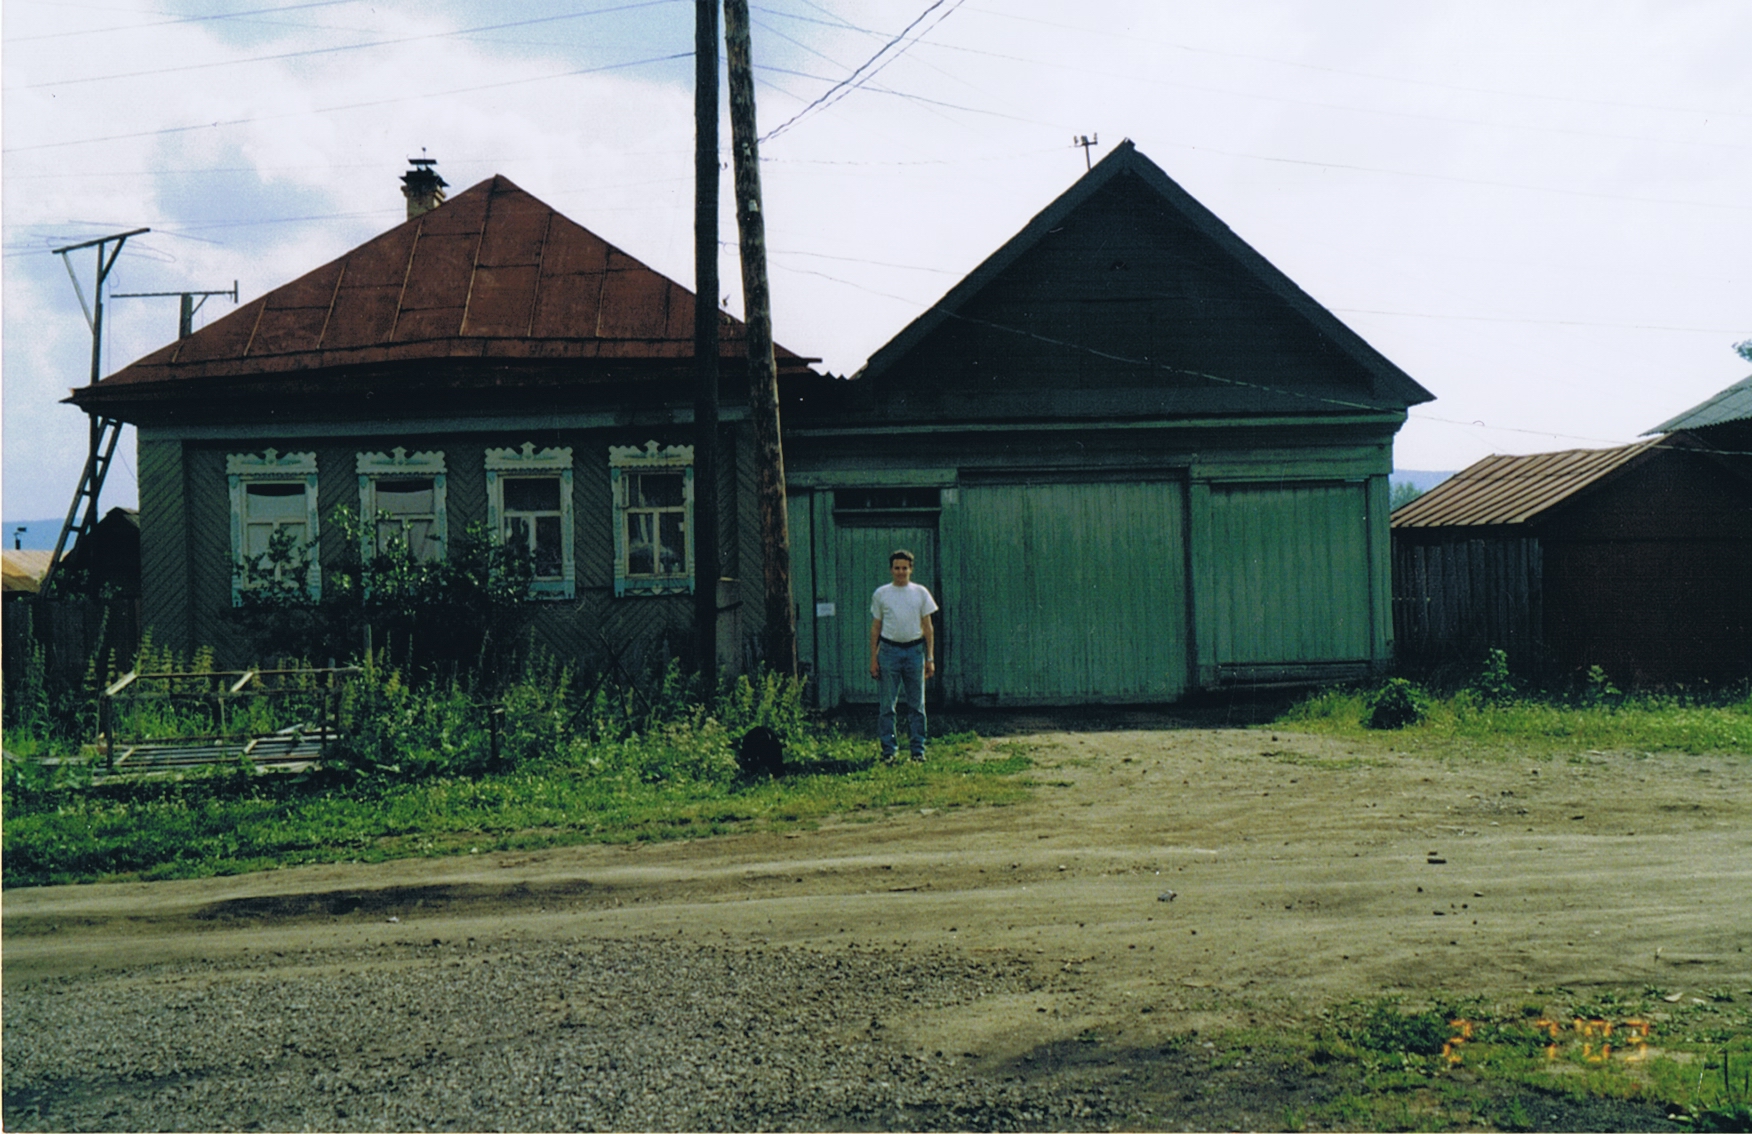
[1364,678,1426,730]
[737,726,785,778]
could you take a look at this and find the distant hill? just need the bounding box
[1390,470,1455,493]
[3,520,67,552]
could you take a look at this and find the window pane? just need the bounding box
[505,515,531,552]
[245,523,276,559]
[632,471,683,508]
[504,477,560,512]
[375,477,434,514]
[246,522,305,571]
[375,519,405,555]
[405,519,440,561]
[245,482,307,521]
[534,515,562,577]
[626,513,655,575]
[659,512,685,574]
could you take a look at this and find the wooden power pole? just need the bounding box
[723,0,798,677]
[693,0,721,679]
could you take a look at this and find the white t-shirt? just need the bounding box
[870,582,938,643]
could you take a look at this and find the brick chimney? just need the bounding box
[400,156,447,220]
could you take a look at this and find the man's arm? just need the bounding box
[869,618,883,680]
[921,614,936,680]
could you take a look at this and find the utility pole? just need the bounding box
[724,0,797,677]
[693,0,722,679]
[112,281,239,339]
[42,227,149,594]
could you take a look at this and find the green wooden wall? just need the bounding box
[947,481,1187,703]
[1204,482,1370,671]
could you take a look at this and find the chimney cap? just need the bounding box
[401,155,448,220]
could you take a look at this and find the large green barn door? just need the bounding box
[951,481,1188,703]
[1207,482,1370,666]
[821,519,939,707]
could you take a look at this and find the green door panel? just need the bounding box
[1208,482,1370,664]
[951,481,1188,702]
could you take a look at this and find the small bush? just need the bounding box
[1364,678,1427,730]
[1340,1000,1454,1056]
[1469,648,1517,705]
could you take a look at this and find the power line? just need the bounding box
[8,0,359,43]
[8,0,686,91]
[961,4,1752,123]
[760,0,965,143]
[1,51,692,154]
[1334,310,1744,334]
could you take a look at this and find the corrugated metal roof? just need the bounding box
[1647,374,1752,433]
[1390,439,1661,528]
[3,550,55,594]
[90,174,812,390]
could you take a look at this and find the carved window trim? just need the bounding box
[226,449,320,606]
[486,443,575,599]
[355,448,448,564]
[609,441,694,597]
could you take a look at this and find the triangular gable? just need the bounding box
[859,140,1433,411]
[91,175,811,391]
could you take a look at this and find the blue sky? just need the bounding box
[5,0,1749,522]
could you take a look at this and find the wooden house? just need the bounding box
[780,141,1435,706]
[70,171,817,671]
[1391,436,1752,685]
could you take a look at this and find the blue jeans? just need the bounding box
[877,639,927,758]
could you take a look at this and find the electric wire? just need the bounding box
[7,0,686,91]
[759,0,965,143]
[2,51,693,155]
[962,4,1752,122]
[8,0,360,43]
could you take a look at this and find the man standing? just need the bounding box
[869,548,938,761]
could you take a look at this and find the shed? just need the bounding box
[1391,437,1752,685]
[70,169,817,671]
[781,140,1434,706]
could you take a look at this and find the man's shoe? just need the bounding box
[909,751,926,763]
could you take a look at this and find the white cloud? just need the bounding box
[5,0,1749,519]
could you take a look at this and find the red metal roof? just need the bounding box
[91,175,812,390]
[1391,439,1661,528]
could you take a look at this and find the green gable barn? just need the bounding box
[781,141,1435,706]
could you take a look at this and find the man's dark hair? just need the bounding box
[889,549,915,566]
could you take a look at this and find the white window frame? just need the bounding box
[227,449,321,606]
[610,441,694,597]
[356,448,447,564]
[486,443,575,599]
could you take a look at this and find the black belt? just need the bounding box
[881,637,924,647]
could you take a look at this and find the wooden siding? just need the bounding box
[949,481,1188,704]
[1206,482,1371,671]
[1392,537,1543,668]
[137,435,192,654]
[159,424,749,673]
[874,174,1382,422]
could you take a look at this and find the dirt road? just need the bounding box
[5,727,1749,1129]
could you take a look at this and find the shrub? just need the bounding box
[1468,648,1517,705]
[1340,1000,1454,1056]
[1364,678,1427,730]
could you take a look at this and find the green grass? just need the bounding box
[1180,991,1752,1131]
[1,730,1032,887]
[1277,686,1752,756]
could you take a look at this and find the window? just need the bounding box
[486,443,574,599]
[356,448,447,563]
[227,449,320,605]
[610,441,694,596]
